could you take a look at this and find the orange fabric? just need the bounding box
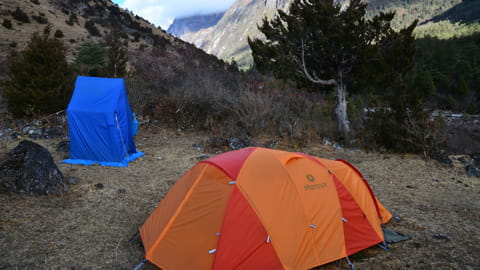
[316,158,392,238]
[140,163,207,253]
[237,150,346,269]
[140,147,392,270]
[141,163,233,270]
[334,159,393,223]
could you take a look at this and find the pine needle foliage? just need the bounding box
[104,30,128,78]
[2,25,73,117]
[74,41,106,76]
[248,0,417,137]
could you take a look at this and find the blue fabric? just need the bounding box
[63,76,142,167]
[63,151,144,167]
[131,113,139,136]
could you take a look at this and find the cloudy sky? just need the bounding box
[112,0,235,30]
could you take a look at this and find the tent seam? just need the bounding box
[238,151,320,268]
[299,156,349,259]
[336,159,383,221]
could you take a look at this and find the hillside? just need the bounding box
[0,0,168,58]
[0,0,234,72]
[428,0,480,23]
[0,0,240,114]
[173,0,476,68]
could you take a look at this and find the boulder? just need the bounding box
[0,140,67,195]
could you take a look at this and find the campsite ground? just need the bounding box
[0,126,479,270]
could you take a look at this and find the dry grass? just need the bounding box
[0,126,479,270]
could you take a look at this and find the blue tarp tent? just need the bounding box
[63,76,143,167]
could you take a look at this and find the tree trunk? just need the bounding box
[335,71,350,138]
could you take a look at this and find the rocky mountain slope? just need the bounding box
[0,0,239,115]
[174,0,469,68]
[177,0,292,68]
[0,0,230,72]
[167,12,225,38]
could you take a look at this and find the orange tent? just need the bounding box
[139,147,392,270]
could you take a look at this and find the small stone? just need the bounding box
[95,183,104,189]
[67,176,80,185]
[192,144,203,151]
[332,143,342,151]
[197,155,210,161]
[264,140,279,149]
[406,185,415,189]
[56,141,70,153]
[432,233,450,241]
[228,137,251,150]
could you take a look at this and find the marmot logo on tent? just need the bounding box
[304,174,327,190]
[304,182,327,191]
[306,174,315,182]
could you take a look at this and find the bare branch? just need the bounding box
[301,39,337,86]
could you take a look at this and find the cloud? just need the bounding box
[121,0,235,30]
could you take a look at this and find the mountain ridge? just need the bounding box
[167,12,225,38]
[172,0,475,68]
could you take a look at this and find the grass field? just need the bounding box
[1,126,479,270]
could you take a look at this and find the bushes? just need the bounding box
[137,71,335,146]
[66,14,78,26]
[2,19,12,29]
[85,20,101,36]
[54,29,64,38]
[360,82,445,155]
[33,14,48,24]
[1,26,73,117]
[11,7,30,23]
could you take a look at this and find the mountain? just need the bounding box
[167,12,225,38]
[176,0,292,68]
[428,0,480,24]
[174,0,472,68]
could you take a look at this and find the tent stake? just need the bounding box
[345,256,356,270]
[133,259,147,270]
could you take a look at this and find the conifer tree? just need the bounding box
[74,41,106,76]
[248,0,417,138]
[2,25,73,117]
[104,30,128,78]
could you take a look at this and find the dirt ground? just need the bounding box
[0,126,479,270]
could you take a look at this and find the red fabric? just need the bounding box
[202,147,256,180]
[331,174,382,255]
[213,187,283,270]
[336,159,382,220]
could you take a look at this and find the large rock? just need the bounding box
[0,140,67,195]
